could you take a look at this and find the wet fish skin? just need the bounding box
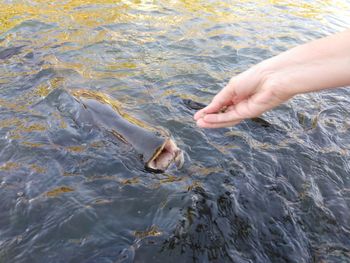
[0,45,25,60]
[72,90,184,173]
[183,99,207,111]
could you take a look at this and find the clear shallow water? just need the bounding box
[1,1,350,262]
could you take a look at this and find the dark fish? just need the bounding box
[250,117,272,128]
[183,99,207,111]
[72,90,184,173]
[183,98,272,128]
[0,45,25,60]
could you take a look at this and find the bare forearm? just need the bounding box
[276,56,350,96]
[194,29,350,128]
[258,29,350,95]
[262,29,350,70]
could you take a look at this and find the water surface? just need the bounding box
[1,1,350,262]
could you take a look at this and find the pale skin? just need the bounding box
[194,29,350,128]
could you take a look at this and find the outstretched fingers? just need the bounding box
[203,110,240,123]
[193,100,223,120]
[194,87,236,121]
[202,99,254,123]
[198,93,270,127]
[196,118,241,128]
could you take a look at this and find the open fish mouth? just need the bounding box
[146,138,184,173]
[65,89,184,173]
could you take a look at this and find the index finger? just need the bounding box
[193,100,222,120]
[193,87,235,120]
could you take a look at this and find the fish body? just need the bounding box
[72,90,183,172]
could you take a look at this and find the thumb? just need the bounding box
[194,87,235,120]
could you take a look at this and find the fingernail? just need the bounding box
[196,119,204,127]
[194,113,204,120]
[203,115,210,121]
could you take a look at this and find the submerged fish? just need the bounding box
[0,45,24,60]
[71,90,184,173]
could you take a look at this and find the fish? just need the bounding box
[71,90,184,173]
[0,45,25,60]
[182,98,272,128]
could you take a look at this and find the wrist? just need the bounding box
[254,63,297,102]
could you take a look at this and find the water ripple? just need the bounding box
[1,1,350,262]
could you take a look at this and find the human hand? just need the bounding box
[193,65,292,128]
[194,29,350,129]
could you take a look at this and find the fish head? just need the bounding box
[145,138,184,173]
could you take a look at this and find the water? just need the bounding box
[1,1,350,262]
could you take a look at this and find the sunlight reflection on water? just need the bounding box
[1,1,350,262]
